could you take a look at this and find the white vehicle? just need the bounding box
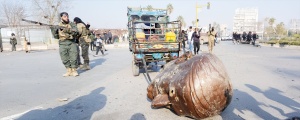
[221,36,233,41]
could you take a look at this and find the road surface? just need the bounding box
[0,42,299,120]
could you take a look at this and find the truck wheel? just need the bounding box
[132,61,140,76]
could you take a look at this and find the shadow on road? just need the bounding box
[17,87,107,120]
[130,113,146,120]
[245,84,300,119]
[89,58,106,69]
[221,89,277,120]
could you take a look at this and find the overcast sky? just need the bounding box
[67,0,300,29]
[1,0,300,29]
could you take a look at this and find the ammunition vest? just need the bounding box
[58,22,74,40]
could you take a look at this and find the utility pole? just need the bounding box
[196,2,210,28]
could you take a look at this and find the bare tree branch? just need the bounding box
[31,0,70,25]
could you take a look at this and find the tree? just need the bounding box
[275,22,286,37]
[146,5,153,11]
[212,22,220,34]
[167,3,173,15]
[176,15,186,28]
[31,0,70,25]
[268,18,275,27]
[0,0,27,43]
[0,0,27,27]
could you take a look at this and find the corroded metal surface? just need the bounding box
[147,53,233,119]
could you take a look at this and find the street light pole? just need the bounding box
[196,2,210,29]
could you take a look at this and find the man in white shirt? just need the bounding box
[187,26,194,52]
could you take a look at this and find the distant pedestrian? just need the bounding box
[242,31,247,41]
[107,30,112,44]
[247,31,252,44]
[103,31,108,44]
[90,31,96,51]
[232,32,236,44]
[179,30,186,52]
[10,33,17,51]
[187,26,194,52]
[207,27,216,53]
[252,32,258,46]
[94,34,104,56]
[193,28,201,55]
[23,37,30,53]
[0,30,3,52]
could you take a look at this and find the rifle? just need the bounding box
[22,19,68,29]
[21,19,78,39]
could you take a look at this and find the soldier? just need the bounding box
[208,27,216,53]
[58,12,79,77]
[90,30,96,51]
[0,29,3,52]
[10,33,17,51]
[74,17,91,70]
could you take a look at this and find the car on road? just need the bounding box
[221,36,233,41]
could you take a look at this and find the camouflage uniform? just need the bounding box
[10,35,17,51]
[208,31,216,53]
[58,20,79,76]
[76,23,90,70]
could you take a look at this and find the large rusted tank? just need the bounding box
[147,52,233,119]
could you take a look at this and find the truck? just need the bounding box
[127,6,182,76]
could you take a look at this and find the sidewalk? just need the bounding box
[259,43,300,50]
[1,41,129,52]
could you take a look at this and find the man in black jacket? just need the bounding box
[252,32,258,46]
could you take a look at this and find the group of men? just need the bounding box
[57,12,106,77]
[180,26,217,54]
[232,31,258,45]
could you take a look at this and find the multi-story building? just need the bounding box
[289,19,300,33]
[233,8,258,34]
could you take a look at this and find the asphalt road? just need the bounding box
[0,41,299,120]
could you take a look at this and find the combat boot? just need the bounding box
[85,64,91,70]
[63,68,72,77]
[71,68,79,77]
[79,64,85,70]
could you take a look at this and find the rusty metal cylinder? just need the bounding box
[147,53,233,119]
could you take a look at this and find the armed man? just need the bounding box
[207,26,216,53]
[10,33,17,51]
[58,12,79,77]
[73,17,91,70]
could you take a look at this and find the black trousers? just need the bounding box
[193,42,200,54]
[96,46,104,55]
[90,42,95,51]
[182,40,186,49]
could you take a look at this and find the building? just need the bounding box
[289,19,300,33]
[233,8,258,33]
